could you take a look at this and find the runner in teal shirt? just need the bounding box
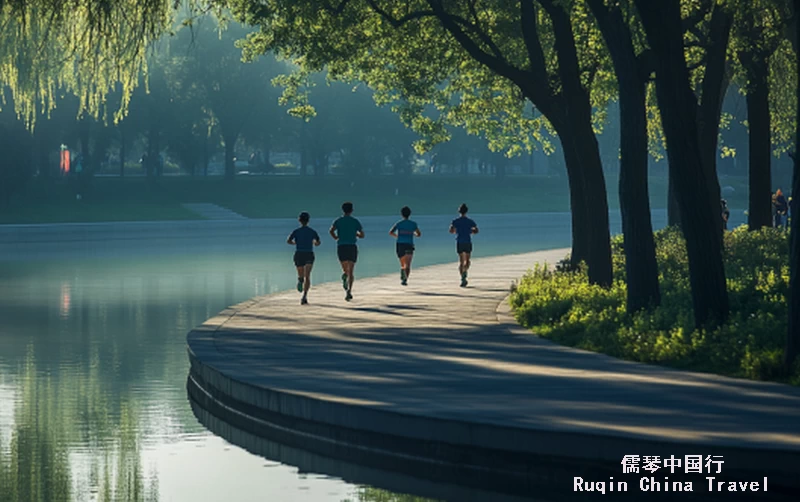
[329,201,364,301]
[389,206,422,286]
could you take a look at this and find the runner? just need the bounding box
[329,202,365,301]
[287,211,321,305]
[389,206,422,286]
[449,203,479,287]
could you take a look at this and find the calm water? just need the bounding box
[0,211,686,502]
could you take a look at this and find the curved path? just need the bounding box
[187,249,800,500]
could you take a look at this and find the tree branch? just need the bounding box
[322,0,354,15]
[365,1,435,27]
[520,0,552,99]
[425,0,528,90]
[537,0,585,97]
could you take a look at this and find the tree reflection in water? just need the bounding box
[0,348,158,502]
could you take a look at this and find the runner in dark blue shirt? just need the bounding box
[287,212,321,305]
[449,203,478,287]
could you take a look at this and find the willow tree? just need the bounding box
[0,0,173,127]
[228,0,615,286]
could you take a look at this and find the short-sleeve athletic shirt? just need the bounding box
[332,215,363,246]
[390,219,418,244]
[289,226,320,252]
[451,217,477,243]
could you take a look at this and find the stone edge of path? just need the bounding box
[186,254,800,489]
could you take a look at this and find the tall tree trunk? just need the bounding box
[495,157,506,179]
[436,0,613,286]
[788,156,800,369]
[146,127,159,179]
[668,177,681,227]
[300,121,307,177]
[33,124,50,178]
[223,133,237,181]
[588,0,661,311]
[696,4,733,230]
[744,54,773,230]
[785,0,800,370]
[203,135,209,177]
[557,120,614,287]
[119,127,126,178]
[634,0,729,327]
[79,118,91,175]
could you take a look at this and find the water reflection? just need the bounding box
[189,398,526,502]
[0,349,158,502]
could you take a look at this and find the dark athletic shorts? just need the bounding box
[456,242,473,255]
[294,251,315,267]
[396,243,415,258]
[337,244,358,263]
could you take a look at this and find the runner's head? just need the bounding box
[401,206,411,219]
[342,201,354,215]
[298,211,310,225]
[458,203,468,215]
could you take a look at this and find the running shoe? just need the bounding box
[400,269,407,284]
[460,272,468,288]
[342,273,348,290]
[345,291,353,301]
[297,278,304,292]
[300,297,308,305]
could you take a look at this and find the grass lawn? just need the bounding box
[0,174,751,224]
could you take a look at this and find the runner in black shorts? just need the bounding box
[330,202,365,301]
[389,206,421,286]
[287,212,321,305]
[449,203,479,287]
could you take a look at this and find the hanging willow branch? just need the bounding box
[0,0,188,127]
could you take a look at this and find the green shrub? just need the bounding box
[510,226,799,385]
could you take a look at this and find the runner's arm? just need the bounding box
[471,225,479,234]
[287,232,295,245]
[329,226,338,241]
[449,225,456,234]
[415,228,422,237]
[389,225,398,238]
[314,232,321,246]
[357,229,365,239]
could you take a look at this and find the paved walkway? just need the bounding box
[187,249,800,494]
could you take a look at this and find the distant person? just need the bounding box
[775,189,788,229]
[771,191,778,227]
[287,212,321,305]
[73,153,83,174]
[330,202,364,301]
[449,203,479,287]
[721,199,730,231]
[389,206,422,286]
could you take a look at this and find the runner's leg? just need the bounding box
[296,266,305,292]
[303,263,313,294]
